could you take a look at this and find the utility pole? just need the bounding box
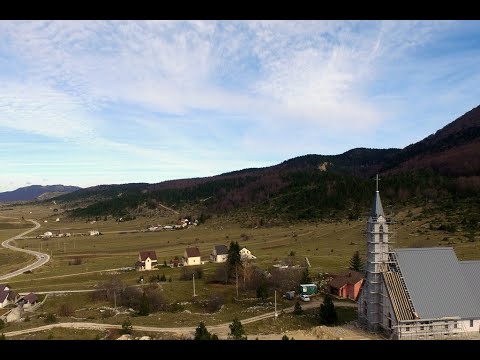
[275,290,278,319]
[193,273,196,297]
[236,264,239,298]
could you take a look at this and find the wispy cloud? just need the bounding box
[0,20,479,191]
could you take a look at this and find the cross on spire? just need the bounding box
[375,174,380,192]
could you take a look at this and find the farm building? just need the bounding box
[183,247,201,266]
[358,177,480,339]
[136,251,158,271]
[240,247,256,261]
[17,293,38,307]
[210,245,228,263]
[328,271,364,301]
[298,283,318,296]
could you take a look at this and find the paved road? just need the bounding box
[0,219,50,281]
[2,297,356,338]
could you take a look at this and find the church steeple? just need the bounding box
[370,174,384,218]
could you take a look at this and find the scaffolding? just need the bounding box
[394,317,469,340]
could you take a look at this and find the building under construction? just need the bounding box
[358,177,480,339]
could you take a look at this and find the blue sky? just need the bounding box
[1,20,480,192]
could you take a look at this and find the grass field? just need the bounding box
[0,218,36,275]
[2,202,480,338]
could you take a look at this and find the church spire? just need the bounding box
[371,174,384,218]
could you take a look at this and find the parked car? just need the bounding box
[300,294,311,302]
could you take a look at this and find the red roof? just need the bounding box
[185,247,201,258]
[328,271,364,289]
[139,251,157,261]
[23,292,38,304]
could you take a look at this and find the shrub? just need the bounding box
[57,303,74,317]
[121,318,133,335]
[44,313,57,324]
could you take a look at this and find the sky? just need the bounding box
[1,20,480,192]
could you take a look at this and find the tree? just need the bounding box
[227,241,242,280]
[301,267,311,283]
[256,283,268,302]
[0,333,5,340]
[194,322,218,340]
[138,291,150,316]
[121,318,133,335]
[0,319,4,330]
[317,294,337,325]
[229,318,247,340]
[281,334,290,340]
[349,251,363,272]
[293,301,303,315]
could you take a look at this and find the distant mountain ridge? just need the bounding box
[0,185,81,202]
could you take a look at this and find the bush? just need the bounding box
[194,322,218,340]
[180,267,203,281]
[101,309,115,319]
[44,313,57,324]
[206,295,225,313]
[160,274,167,282]
[293,301,303,315]
[121,318,133,335]
[0,334,5,340]
[69,257,83,266]
[0,319,4,329]
[57,303,74,317]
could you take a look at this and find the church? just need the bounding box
[357,177,480,339]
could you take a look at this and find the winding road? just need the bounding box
[0,219,50,281]
[2,298,356,338]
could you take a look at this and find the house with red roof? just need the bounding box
[135,250,158,271]
[183,247,201,266]
[328,271,364,301]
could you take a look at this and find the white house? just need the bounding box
[210,245,228,263]
[136,251,158,271]
[240,247,256,261]
[0,290,9,308]
[43,231,53,238]
[89,230,100,236]
[0,285,18,309]
[183,247,201,266]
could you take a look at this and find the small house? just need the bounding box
[0,290,9,308]
[17,292,38,307]
[210,245,228,263]
[136,251,158,271]
[328,271,364,301]
[240,247,256,261]
[183,247,201,266]
[298,283,318,296]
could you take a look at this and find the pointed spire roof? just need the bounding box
[371,191,385,218]
[371,174,385,218]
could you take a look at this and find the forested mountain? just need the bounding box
[53,105,480,223]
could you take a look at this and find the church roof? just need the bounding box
[459,261,480,310]
[370,191,385,218]
[395,248,480,319]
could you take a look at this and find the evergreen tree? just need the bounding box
[293,301,303,315]
[281,334,290,340]
[229,318,247,340]
[227,241,242,280]
[317,294,337,325]
[301,267,311,283]
[138,291,150,316]
[256,283,268,302]
[194,322,218,340]
[349,251,363,272]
